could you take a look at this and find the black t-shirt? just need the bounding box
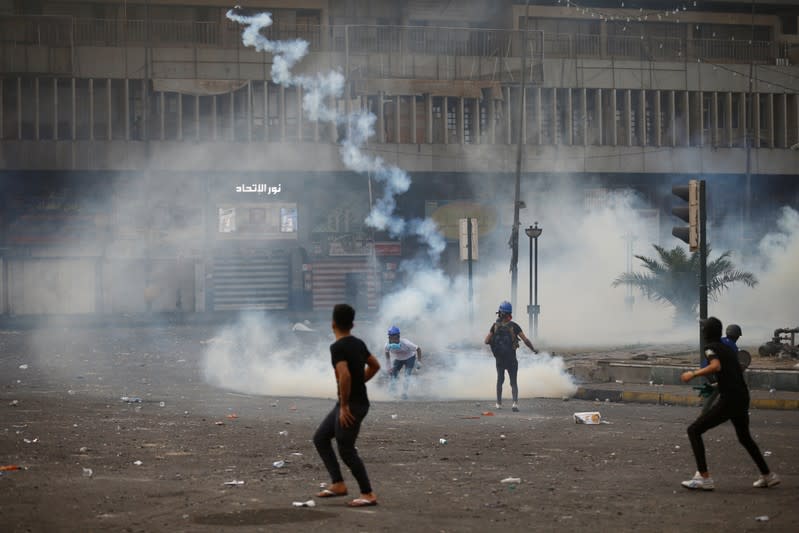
[705,340,748,401]
[330,335,371,406]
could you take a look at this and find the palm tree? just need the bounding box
[612,244,758,325]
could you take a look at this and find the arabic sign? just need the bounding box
[235,184,282,195]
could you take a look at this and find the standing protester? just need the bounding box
[313,303,381,507]
[698,323,744,413]
[484,301,538,412]
[680,317,780,491]
[385,326,422,400]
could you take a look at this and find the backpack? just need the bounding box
[490,321,518,359]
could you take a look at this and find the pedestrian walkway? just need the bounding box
[574,382,799,410]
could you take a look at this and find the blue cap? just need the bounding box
[388,326,400,336]
[498,301,512,314]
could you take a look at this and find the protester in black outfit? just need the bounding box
[680,316,780,491]
[484,301,537,412]
[313,303,381,507]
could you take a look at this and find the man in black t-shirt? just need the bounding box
[312,303,381,507]
[679,317,780,491]
[484,301,537,412]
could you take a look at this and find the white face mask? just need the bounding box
[387,342,402,350]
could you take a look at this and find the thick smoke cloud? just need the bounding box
[200,10,576,401]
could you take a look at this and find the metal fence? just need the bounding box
[0,15,790,65]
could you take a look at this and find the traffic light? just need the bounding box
[672,179,699,251]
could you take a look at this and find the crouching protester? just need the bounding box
[679,316,780,491]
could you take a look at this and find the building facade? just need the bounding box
[1,0,798,316]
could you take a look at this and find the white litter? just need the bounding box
[292,500,316,508]
[223,480,245,486]
[573,412,602,424]
[501,477,521,484]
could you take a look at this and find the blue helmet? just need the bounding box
[388,326,400,336]
[498,301,512,314]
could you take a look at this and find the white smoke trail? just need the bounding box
[226,9,445,259]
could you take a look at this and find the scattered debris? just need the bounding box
[754,516,769,522]
[133,460,143,466]
[272,460,286,468]
[481,411,494,417]
[120,397,142,403]
[9,400,19,407]
[292,500,316,508]
[573,412,602,424]
[764,451,772,457]
[439,438,448,445]
[82,467,93,478]
[226,414,239,419]
[391,414,398,420]
[223,480,245,486]
[19,364,28,370]
[0,465,22,472]
[278,430,288,436]
[500,477,521,484]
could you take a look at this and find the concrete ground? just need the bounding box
[1,324,797,532]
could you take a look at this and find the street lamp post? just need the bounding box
[525,222,542,339]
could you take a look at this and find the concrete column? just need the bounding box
[610,89,617,146]
[741,92,747,148]
[766,93,774,149]
[749,93,760,148]
[395,95,401,144]
[195,94,200,141]
[487,97,495,144]
[296,85,303,142]
[442,96,449,145]
[457,96,465,145]
[106,78,112,141]
[667,90,675,146]
[16,77,22,140]
[473,98,480,144]
[247,81,253,142]
[682,91,690,147]
[160,91,165,141]
[124,79,129,141]
[264,80,274,142]
[89,78,94,141]
[425,93,433,144]
[229,91,235,142]
[212,95,217,141]
[726,92,733,148]
[0,80,3,138]
[638,90,646,146]
[784,93,791,148]
[551,89,558,145]
[654,90,661,147]
[374,93,383,143]
[697,92,704,147]
[711,92,718,147]
[596,89,603,145]
[53,78,58,141]
[140,79,146,141]
[534,87,542,144]
[279,85,286,141]
[410,95,417,144]
[177,93,183,141]
[566,88,573,145]
[71,78,76,141]
[34,77,39,141]
[327,95,336,141]
[624,89,632,146]
[581,88,587,146]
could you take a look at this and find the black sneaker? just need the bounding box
[512,403,519,412]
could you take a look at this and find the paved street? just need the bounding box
[1,325,797,532]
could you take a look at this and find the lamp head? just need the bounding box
[525,222,542,239]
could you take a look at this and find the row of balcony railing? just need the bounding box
[0,15,794,65]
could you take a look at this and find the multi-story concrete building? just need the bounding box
[1,0,797,317]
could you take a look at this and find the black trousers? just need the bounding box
[687,395,769,475]
[313,402,372,494]
[495,356,519,404]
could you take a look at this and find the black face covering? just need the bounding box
[701,317,723,342]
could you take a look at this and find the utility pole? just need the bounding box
[510,0,530,311]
